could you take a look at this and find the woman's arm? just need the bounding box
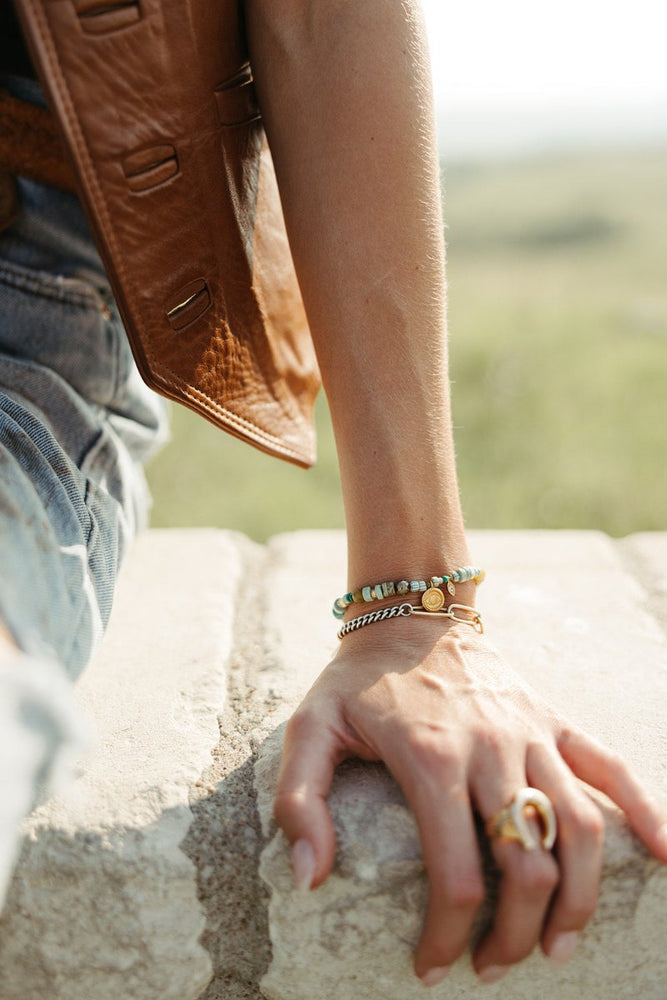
[245,0,470,590]
[244,0,667,986]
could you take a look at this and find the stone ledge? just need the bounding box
[0,529,665,1000]
[617,532,667,636]
[0,530,250,1000]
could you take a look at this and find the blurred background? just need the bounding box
[146,0,667,540]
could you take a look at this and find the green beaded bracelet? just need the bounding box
[332,565,485,619]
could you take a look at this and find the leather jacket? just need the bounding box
[6,0,320,467]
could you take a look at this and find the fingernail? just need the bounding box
[291,839,316,892]
[548,930,580,964]
[420,966,450,987]
[478,965,509,984]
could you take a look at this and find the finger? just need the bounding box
[526,743,604,963]
[558,727,667,862]
[386,742,485,982]
[471,763,559,982]
[274,706,346,888]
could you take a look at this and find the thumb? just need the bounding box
[273,708,342,889]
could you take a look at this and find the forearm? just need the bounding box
[245,0,471,588]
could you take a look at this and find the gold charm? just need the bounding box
[446,579,456,596]
[421,587,445,613]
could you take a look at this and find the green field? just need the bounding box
[146,148,667,540]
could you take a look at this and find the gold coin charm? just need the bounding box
[421,587,445,612]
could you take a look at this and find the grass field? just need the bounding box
[146,148,667,540]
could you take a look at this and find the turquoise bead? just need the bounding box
[332,564,484,620]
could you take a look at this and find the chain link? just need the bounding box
[337,601,483,639]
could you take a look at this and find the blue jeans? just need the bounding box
[0,76,167,674]
[0,76,168,904]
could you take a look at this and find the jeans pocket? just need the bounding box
[0,257,122,408]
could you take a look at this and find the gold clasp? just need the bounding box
[408,602,484,633]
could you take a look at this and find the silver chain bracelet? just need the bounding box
[337,602,484,640]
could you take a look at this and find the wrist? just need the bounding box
[337,434,470,586]
[345,519,471,590]
[336,604,485,657]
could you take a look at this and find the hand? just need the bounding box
[273,620,667,986]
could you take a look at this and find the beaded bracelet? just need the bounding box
[337,602,484,639]
[332,565,485,619]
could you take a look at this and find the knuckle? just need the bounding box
[272,789,304,824]
[559,893,598,928]
[511,853,559,896]
[477,727,511,761]
[530,862,560,895]
[405,728,460,774]
[557,724,578,746]
[439,873,486,910]
[605,748,628,779]
[284,707,313,741]
[559,802,605,848]
[582,807,605,847]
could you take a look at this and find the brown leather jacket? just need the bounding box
[6,0,320,467]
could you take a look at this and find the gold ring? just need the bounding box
[485,787,557,851]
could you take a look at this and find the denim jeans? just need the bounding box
[0,76,168,905]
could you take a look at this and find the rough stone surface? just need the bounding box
[618,532,667,636]
[256,531,667,1000]
[0,529,245,1000]
[1,529,665,1000]
[182,535,276,1000]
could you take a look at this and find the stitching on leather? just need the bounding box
[29,0,305,463]
[149,360,305,459]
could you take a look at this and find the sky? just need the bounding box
[421,0,667,156]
